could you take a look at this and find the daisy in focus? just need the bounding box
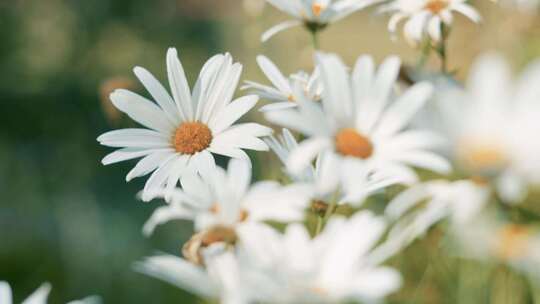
[380,0,481,45]
[262,0,379,42]
[235,212,402,303]
[243,55,322,112]
[0,281,99,304]
[265,53,450,187]
[438,54,540,203]
[97,48,272,197]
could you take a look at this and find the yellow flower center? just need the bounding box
[424,0,448,14]
[496,224,531,260]
[173,122,212,154]
[312,3,324,16]
[335,128,373,159]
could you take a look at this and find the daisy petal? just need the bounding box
[110,89,175,134]
[167,48,193,121]
[261,20,302,42]
[209,95,259,134]
[133,66,181,125]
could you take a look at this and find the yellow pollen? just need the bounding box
[173,122,212,154]
[288,94,296,102]
[312,3,324,16]
[200,226,238,247]
[311,200,329,217]
[497,224,531,260]
[424,0,448,14]
[335,128,373,159]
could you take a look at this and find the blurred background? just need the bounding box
[0,0,539,303]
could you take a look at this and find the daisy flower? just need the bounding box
[437,53,540,203]
[97,48,272,197]
[380,0,481,45]
[142,159,310,236]
[0,281,99,304]
[236,212,402,303]
[262,0,378,42]
[266,128,406,206]
[265,53,450,186]
[242,55,322,112]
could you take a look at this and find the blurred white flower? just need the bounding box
[0,281,99,304]
[380,0,480,45]
[266,53,450,189]
[266,128,404,205]
[136,250,246,304]
[242,55,322,112]
[262,0,378,42]
[369,179,490,264]
[142,159,311,236]
[454,216,540,278]
[438,54,540,203]
[236,212,402,303]
[97,48,272,198]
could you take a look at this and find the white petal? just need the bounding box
[134,255,217,298]
[110,89,175,134]
[453,4,481,23]
[287,137,332,175]
[126,150,177,181]
[22,283,51,304]
[209,95,259,134]
[102,148,172,165]
[375,82,433,136]
[393,151,451,174]
[212,123,272,151]
[427,17,441,42]
[0,282,12,304]
[142,154,180,200]
[97,129,170,148]
[166,48,193,121]
[259,102,297,112]
[261,20,302,42]
[133,66,181,125]
[256,55,292,93]
[194,54,226,120]
[143,204,193,236]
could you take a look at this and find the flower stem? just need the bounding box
[311,30,320,50]
[315,216,324,235]
[436,23,450,74]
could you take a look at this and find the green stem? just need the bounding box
[311,30,320,50]
[416,39,432,71]
[436,23,450,74]
[314,216,324,236]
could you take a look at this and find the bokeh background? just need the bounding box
[0,0,539,303]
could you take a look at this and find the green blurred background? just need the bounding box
[0,0,539,303]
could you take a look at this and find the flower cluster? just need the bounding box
[94,0,540,303]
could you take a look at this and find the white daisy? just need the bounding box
[142,159,311,236]
[0,281,99,304]
[97,48,273,197]
[266,128,406,206]
[242,55,322,112]
[265,53,450,186]
[380,0,481,45]
[262,0,379,42]
[437,53,540,203]
[236,212,402,303]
